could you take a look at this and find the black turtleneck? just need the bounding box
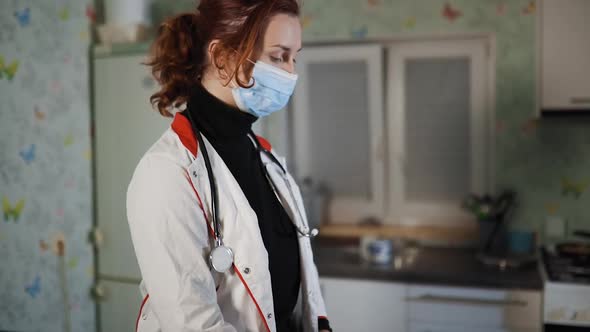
[185,84,301,331]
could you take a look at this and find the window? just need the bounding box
[292,45,385,223]
[387,39,492,225]
[290,39,493,225]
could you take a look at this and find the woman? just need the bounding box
[126,0,331,331]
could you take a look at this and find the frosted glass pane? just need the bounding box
[306,61,371,198]
[405,58,470,202]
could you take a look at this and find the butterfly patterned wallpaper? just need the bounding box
[0,1,96,331]
[294,0,590,236]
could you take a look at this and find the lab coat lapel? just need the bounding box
[187,138,276,330]
[188,137,265,257]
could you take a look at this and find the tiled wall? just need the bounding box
[0,1,95,331]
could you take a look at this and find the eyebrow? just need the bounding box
[271,44,303,52]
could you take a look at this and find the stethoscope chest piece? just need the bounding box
[209,245,234,273]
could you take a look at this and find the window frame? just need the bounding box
[292,44,386,223]
[385,39,495,225]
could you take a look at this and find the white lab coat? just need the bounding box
[127,113,328,332]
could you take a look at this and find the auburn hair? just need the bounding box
[146,0,301,117]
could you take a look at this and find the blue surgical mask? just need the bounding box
[232,61,298,117]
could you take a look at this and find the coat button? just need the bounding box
[192,171,197,177]
[267,313,273,319]
[243,267,250,274]
[142,313,147,320]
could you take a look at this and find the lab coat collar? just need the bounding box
[171,112,198,158]
[171,111,274,158]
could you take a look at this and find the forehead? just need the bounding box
[263,14,302,49]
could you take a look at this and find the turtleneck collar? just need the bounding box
[185,84,257,141]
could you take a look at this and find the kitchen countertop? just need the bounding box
[313,245,543,291]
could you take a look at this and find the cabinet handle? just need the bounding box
[571,97,590,105]
[91,283,108,302]
[88,227,104,248]
[405,294,527,307]
[98,273,142,285]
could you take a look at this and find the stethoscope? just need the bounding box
[185,111,318,273]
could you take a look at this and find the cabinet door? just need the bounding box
[406,285,541,330]
[541,0,590,110]
[293,45,385,223]
[320,278,407,332]
[386,39,491,225]
[408,322,540,332]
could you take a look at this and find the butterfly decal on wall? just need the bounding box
[64,134,74,147]
[34,105,46,120]
[544,202,560,215]
[351,25,368,39]
[19,144,36,165]
[25,275,41,298]
[39,240,49,252]
[301,14,313,29]
[59,7,70,21]
[0,55,20,81]
[3,196,25,222]
[443,2,462,22]
[367,0,380,8]
[522,1,536,15]
[561,178,588,199]
[521,118,539,136]
[68,257,79,269]
[14,8,30,28]
[496,3,507,16]
[403,17,417,29]
[86,4,97,24]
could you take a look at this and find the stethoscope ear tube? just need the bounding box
[248,130,319,238]
[185,111,234,273]
[185,110,222,242]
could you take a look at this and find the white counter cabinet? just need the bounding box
[319,278,542,332]
[319,277,408,332]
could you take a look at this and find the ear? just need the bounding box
[207,39,222,67]
[206,39,231,82]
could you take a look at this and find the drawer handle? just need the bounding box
[571,97,590,104]
[405,294,527,307]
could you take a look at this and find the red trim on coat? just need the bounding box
[135,294,150,332]
[233,265,272,332]
[184,169,215,238]
[171,112,198,157]
[255,135,272,151]
[184,170,271,332]
[171,111,273,155]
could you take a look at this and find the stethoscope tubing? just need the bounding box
[184,111,318,248]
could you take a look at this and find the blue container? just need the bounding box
[508,230,534,254]
[367,239,393,264]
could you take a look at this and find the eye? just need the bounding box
[270,56,282,63]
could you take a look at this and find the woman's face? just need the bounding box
[257,13,302,74]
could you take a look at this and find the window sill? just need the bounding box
[318,223,478,246]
